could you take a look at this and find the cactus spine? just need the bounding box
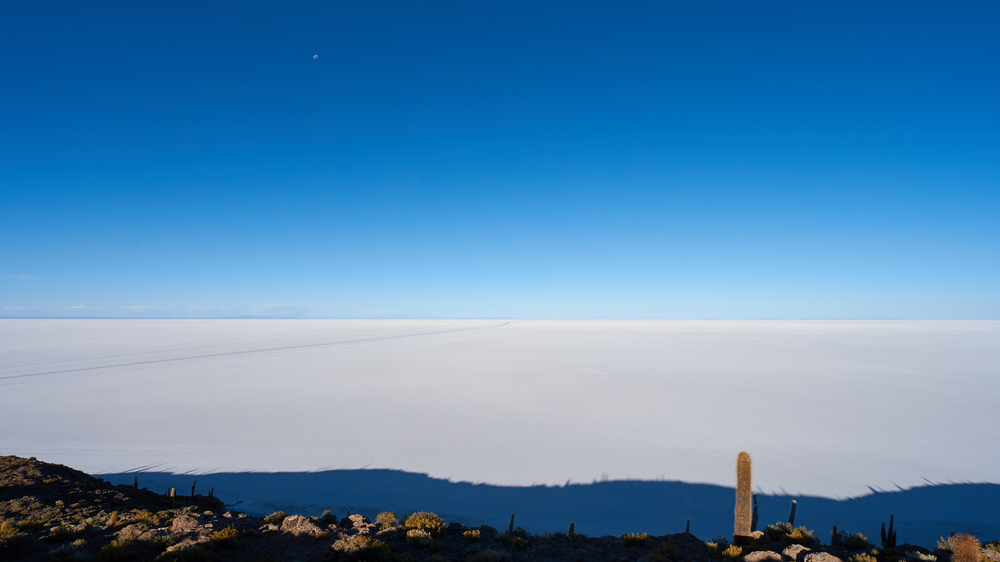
[734,452,753,541]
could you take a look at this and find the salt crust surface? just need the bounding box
[2,319,998,540]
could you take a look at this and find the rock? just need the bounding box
[805,552,844,562]
[115,523,147,540]
[280,514,324,537]
[165,536,211,552]
[784,544,813,562]
[747,551,784,562]
[171,514,200,533]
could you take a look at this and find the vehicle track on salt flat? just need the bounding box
[0,321,511,381]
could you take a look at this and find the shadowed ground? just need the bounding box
[99,469,1000,548]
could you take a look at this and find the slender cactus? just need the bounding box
[788,500,797,526]
[191,480,196,498]
[685,518,691,533]
[734,452,753,539]
[880,514,896,549]
[751,493,759,532]
[568,521,576,540]
[508,513,515,534]
[134,476,138,489]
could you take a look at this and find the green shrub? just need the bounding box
[833,528,873,550]
[262,511,288,525]
[497,533,530,551]
[407,529,432,545]
[402,512,445,537]
[651,542,678,562]
[95,539,134,562]
[765,522,816,546]
[210,524,239,548]
[41,526,79,543]
[623,533,651,547]
[332,534,392,561]
[129,510,161,526]
[16,520,46,532]
[0,520,25,548]
[376,511,399,530]
[706,535,731,557]
[721,545,744,559]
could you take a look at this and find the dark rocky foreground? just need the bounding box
[1,455,997,562]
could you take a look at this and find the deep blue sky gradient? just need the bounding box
[2,1,998,318]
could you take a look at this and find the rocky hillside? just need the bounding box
[1,455,997,562]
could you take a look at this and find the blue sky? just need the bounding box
[2,1,998,319]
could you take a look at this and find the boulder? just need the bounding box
[280,514,324,537]
[746,551,785,562]
[805,552,844,562]
[784,544,813,562]
[171,514,200,533]
[115,523,147,540]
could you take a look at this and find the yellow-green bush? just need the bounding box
[765,522,816,546]
[651,542,678,562]
[623,533,651,547]
[262,511,288,525]
[497,533,529,551]
[95,539,133,562]
[209,524,239,548]
[402,512,445,537]
[332,534,392,561]
[464,529,481,542]
[0,520,25,548]
[721,545,744,559]
[376,511,398,530]
[407,529,433,546]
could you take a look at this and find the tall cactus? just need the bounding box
[734,451,753,540]
[751,492,759,533]
[880,514,896,549]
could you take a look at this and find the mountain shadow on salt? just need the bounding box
[97,469,1000,548]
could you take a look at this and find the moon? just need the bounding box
[313,54,318,60]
